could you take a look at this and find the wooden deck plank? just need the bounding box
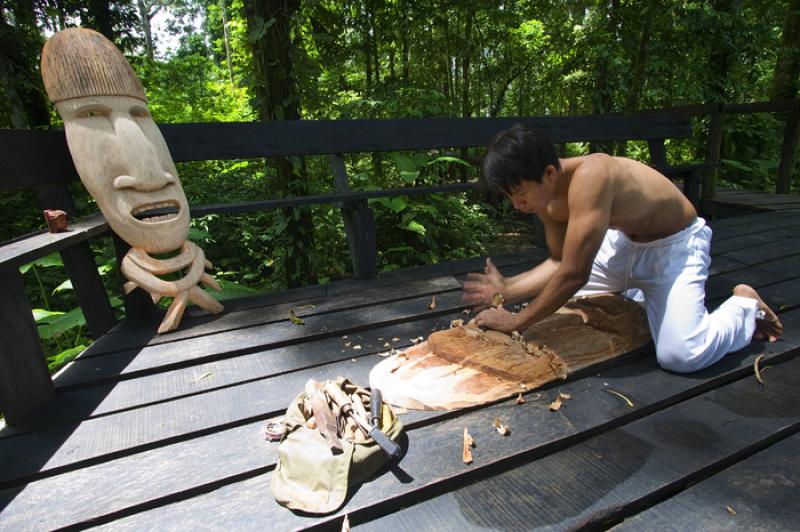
[2,315,451,438]
[352,356,800,532]
[53,290,467,390]
[87,275,462,355]
[5,307,797,531]
[710,214,800,241]
[614,433,800,531]
[80,341,800,531]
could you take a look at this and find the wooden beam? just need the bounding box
[702,103,724,203]
[776,99,800,194]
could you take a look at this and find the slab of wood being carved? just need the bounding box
[369,294,651,410]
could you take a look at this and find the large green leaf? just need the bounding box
[48,344,87,372]
[19,253,63,274]
[37,308,86,339]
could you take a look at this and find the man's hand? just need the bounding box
[462,258,505,312]
[474,306,518,333]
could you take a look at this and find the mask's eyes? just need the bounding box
[75,106,110,119]
[130,107,150,119]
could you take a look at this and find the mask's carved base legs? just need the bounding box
[121,241,224,333]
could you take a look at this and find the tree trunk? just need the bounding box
[86,0,117,42]
[244,0,316,287]
[625,0,656,115]
[401,0,409,85]
[461,5,473,118]
[770,0,800,101]
[590,0,620,154]
[220,0,235,84]
[136,0,155,59]
[0,4,50,129]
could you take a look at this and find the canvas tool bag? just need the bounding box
[271,377,403,514]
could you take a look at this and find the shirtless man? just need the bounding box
[464,124,782,373]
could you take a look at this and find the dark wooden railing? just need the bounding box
[0,110,705,424]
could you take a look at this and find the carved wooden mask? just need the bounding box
[41,28,190,254]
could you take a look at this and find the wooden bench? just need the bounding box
[0,112,702,424]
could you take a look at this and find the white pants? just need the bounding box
[575,218,758,373]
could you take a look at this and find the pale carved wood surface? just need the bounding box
[370,294,651,410]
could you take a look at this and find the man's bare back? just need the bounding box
[546,154,697,242]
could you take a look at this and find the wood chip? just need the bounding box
[491,293,505,307]
[726,505,736,516]
[392,337,400,342]
[462,308,471,315]
[754,354,766,386]
[352,345,362,350]
[606,389,634,408]
[516,393,525,404]
[549,390,572,411]
[344,341,352,347]
[428,296,437,310]
[549,396,562,411]
[493,417,510,436]
[383,342,391,348]
[288,309,305,325]
[463,428,475,464]
[410,336,423,344]
[450,318,464,328]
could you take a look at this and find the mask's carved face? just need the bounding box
[57,95,190,254]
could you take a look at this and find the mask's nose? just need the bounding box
[111,115,174,192]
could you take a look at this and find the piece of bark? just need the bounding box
[43,210,68,233]
[370,294,651,410]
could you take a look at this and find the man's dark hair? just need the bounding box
[481,124,561,194]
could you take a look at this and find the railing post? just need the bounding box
[0,268,54,425]
[702,102,724,201]
[776,99,800,194]
[329,154,377,279]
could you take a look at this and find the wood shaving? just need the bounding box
[726,505,736,516]
[392,337,400,342]
[190,371,213,384]
[352,345,362,350]
[450,318,464,328]
[294,304,316,310]
[463,428,475,464]
[428,296,437,310]
[341,514,350,532]
[410,336,424,344]
[559,392,572,400]
[377,337,384,341]
[383,342,391,348]
[344,341,352,347]
[606,389,634,408]
[288,309,305,325]
[491,293,505,307]
[516,393,525,404]
[493,417,510,436]
[549,396,562,411]
[754,354,766,386]
[462,308,471,315]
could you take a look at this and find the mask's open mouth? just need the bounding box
[131,200,181,222]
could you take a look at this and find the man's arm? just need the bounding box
[476,163,614,331]
[462,216,566,309]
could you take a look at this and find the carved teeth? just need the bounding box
[131,200,180,222]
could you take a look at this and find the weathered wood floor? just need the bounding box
[1,210,799,531]
[705,187,800,218]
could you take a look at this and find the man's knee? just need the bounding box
[655,341,717,374]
